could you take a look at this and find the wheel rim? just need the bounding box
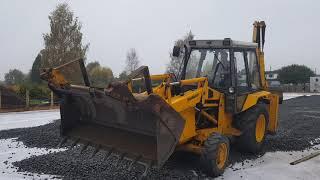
[216,143,228,169]
[255,114,266,142]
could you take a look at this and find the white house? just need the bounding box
[310,76,320,92]
[265,71,281,87]
[266,73,279,80]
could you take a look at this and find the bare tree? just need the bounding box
[125,48,140,74]
[166,31,194,78]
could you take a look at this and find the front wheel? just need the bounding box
[200,133,230,177]
[235,104,269,153]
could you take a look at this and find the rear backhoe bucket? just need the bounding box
[53,82,185,168]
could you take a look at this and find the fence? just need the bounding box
[0,88,59,111]
[1,83,316,111]
[280,84,311,93]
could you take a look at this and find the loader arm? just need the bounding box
[164,77,209,143]
[41,62,186,169]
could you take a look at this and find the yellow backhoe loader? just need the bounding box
[41,21,279,177]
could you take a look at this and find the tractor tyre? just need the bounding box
[200,133,230,177]
[235,103,269,153]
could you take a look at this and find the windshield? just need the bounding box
[185,48,230,89]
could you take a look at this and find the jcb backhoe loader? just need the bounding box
[41,21,279,177]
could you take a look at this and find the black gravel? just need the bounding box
[264,95,320,151]
[2,95,320,179]
[12,148,202,180]
[0,120,64,149]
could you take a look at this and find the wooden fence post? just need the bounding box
[26,90,29,109]
[50,91,54,108]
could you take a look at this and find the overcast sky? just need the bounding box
[1,0,319,80]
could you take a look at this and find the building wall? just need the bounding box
[310,77,320,92]
[266,73,278,80]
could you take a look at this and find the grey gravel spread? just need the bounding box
[0,95,319,179]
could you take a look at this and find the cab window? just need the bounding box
[185,49,230,89]
[246,51,261,90]
[234,51,249,93]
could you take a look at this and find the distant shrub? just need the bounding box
[12,84,51,100]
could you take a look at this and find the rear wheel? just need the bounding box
[236,104,269,153]
[200,133,230,177]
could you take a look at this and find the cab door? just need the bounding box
[226,49,261,113]
[234,50,250,112]
[234,49,261,113]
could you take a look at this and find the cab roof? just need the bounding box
[187,38,258,49]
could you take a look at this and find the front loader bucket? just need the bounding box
[54,82,185,168]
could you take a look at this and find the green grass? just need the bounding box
[29,99,49,105]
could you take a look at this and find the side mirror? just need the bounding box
[172,46,180,57]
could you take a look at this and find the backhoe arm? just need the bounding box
[253,21,268,90]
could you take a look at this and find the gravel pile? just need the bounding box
[13,148,201,180]
[2,95,320,179]
[264,95,320,151]
[0,120,64,149]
